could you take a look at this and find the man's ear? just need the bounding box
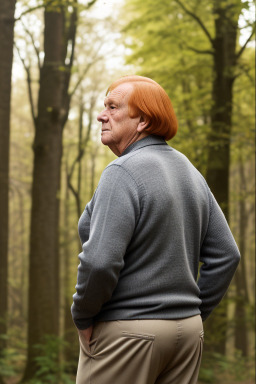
[137,116,150,133]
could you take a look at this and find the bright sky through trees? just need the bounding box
[13,0,254,80]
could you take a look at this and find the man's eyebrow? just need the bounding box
[104,97,119,106]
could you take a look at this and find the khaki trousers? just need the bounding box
[76,315,204,384]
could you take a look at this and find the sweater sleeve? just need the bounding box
[71,165,140,329]
[198,191,240,321]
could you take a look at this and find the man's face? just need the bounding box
[97,83,142,156]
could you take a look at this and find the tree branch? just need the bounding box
[15,5,45,22]
[233,62,254,84]
[70,55,103,97]
[21,20,41,72]
[67,0,78,68]
[236,26,255,59]
[85,0,97,9]
[67,94,96,217]
[67,127,89,183]
[238,23,255,30]
[175,0,214,47]
[15,43,37,127]
[68,94,96,180]
[15,0,54,22]
[66,167,80,219]
[186,45,214,55]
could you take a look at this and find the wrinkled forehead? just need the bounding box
[104,83,134,104]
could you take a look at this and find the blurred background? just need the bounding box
[0,0,255,383]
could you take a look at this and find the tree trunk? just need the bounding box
[90,146,99,198]
[63,170,79,372]
[204,0,239,355]
[234,159,249,356]
[0,1,16,375]
[22,5,76,379]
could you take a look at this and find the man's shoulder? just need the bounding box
[99,156,138,187]
[107,144,192,170]
[99,151,149,193]
[103,144,207,188]
[103,150,143,174]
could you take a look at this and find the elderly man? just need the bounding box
[71,76,240,384]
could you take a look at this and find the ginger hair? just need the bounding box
[107,75,178,141]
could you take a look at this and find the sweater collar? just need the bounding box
[119,135,167,157]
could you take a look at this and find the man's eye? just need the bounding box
[110,106,116,109]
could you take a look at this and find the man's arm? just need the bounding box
[71,164,140,330]
[198,191,240,321]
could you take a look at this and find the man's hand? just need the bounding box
[78,325,93,345]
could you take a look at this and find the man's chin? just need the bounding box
[101,136,110,146]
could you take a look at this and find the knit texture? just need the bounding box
[71,135,240,329]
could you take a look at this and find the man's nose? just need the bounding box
[97,109,108,122]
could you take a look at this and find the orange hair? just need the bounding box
[107,75,178,141]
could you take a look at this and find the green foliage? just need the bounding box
[120,0,254,174]
[231,46,255,161]
[199,350,255,383]
[0,333,26,380]
[0,330,76,383]
[120,0,215,171]
[0,341,16,378]
[27,335,75,384]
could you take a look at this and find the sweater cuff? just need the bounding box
[71,303,93,330]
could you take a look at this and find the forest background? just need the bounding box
[0,0,255,383]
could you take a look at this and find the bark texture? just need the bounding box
[0,0,16,363]
[204,0,240,355]
[234,159,249,356]
[22,3,77,380]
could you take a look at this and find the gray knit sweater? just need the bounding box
[71,135,240,330]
